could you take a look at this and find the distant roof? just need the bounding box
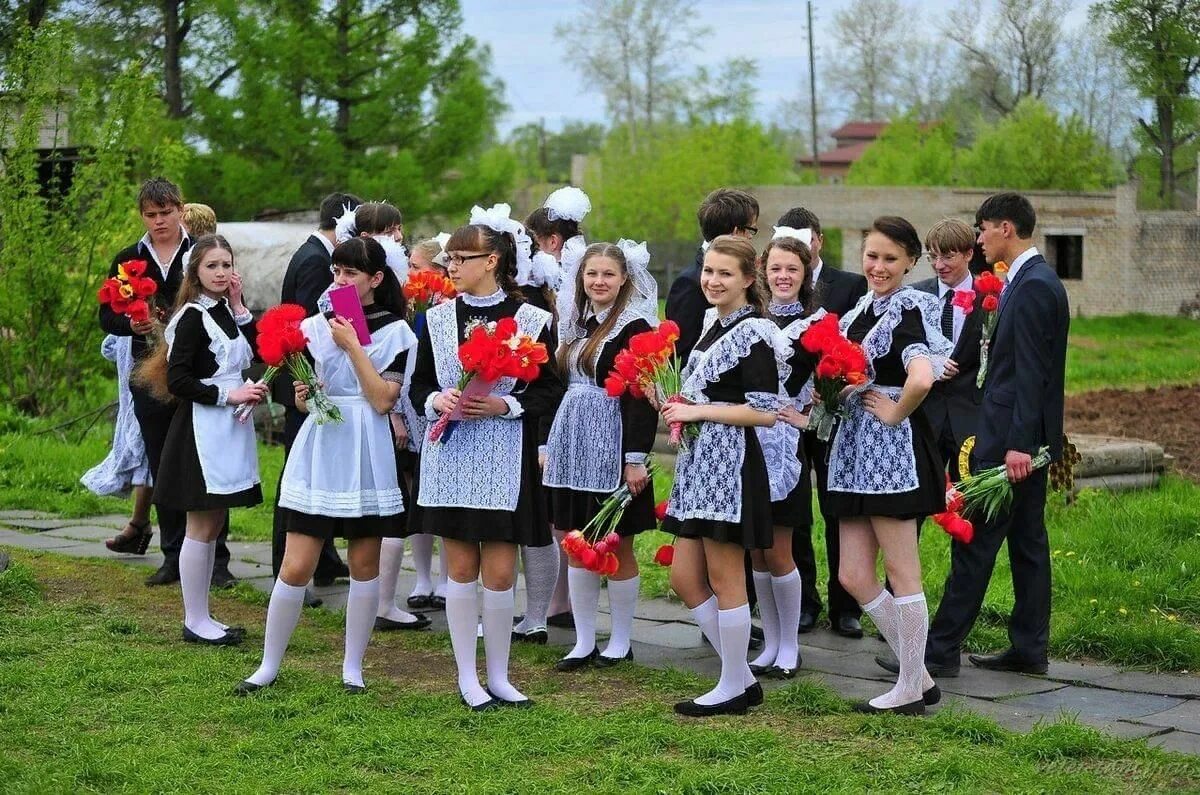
[830,121,889,141]
[796,140,871,166]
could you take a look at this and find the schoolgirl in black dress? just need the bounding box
[408,211,563,710]
[544,241,659,671]
[236,237,417,695]
[828,216,953,715]
[147,235,269,646]
[661,235,791,717]
[747,231,825,678]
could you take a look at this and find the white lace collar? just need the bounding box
[769,299,806,317]
[587,304,614,325]
[462,288,506,307]
[718,304,755,328]
[870,288,903,316]
[196,294,227,310]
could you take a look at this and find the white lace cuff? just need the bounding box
[501,395,524,419]
[902,343,947,379]
[624,453,648,465]
[391,396,405,414]
[233,308,254,326]
[424,392,441,420]
[216,385,229,407]
[538,445,548,457]
[746,391,781,413]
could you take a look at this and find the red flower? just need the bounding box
[653,544,674,566]
[933,511,974,544]
[975,271,1004,295]
[604,373,627,397]
[816,357,843,379]
[982,295,999,312]
[659,320,681,345]
[952,289,976,315]
[579,547,599,571]
[654,500,668,522]
[800,313,841,354]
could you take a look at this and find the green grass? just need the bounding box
[2,553,1198,793]
[1066,314,1200,394]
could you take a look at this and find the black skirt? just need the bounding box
[406,417,551,546]
[284,509,403,540]
[153,400,262,511]
[826,411,945,520]
[547,478,656,538]
[770,464,813,528]
[663,427,774,550]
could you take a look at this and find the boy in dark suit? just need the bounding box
[925,193,1069,675]
[778,207,869,638]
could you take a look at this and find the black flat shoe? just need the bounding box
[765,665,799,680]
[512,628,548,645]
[556,648,598,672]
[210,567,237,590]
[969,649,1048,675]
[749,624,765,641]
[749,663,773,675]
[833,616,864,639]
[924,684,941,706]
[145,564,179,587]
[343,682,366,695]
[874,653,960,678]
[797,612,818,634]
[429,595,446,610]
[232,679,271,696]
[595,649,633,667]
[303,590,324,609]
[105,521,153,555]
[852,698,925,716]
[182,625,243,646]
[461,695,500,712]
[675,692,749,717]
[374,614,432,632]
[407,593,433,609]
[745,682,764,707]
[546,611,575,629]
[485,688,534,708]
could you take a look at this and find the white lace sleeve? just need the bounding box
[746,391,782,413]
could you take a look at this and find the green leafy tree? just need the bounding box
[508,120,606,184]
[847,115,958,185]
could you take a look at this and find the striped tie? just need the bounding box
[941,291,954,342]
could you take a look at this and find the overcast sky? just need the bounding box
[458,0,1092,136]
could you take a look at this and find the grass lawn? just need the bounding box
[2,552,1199,793]
[1065,315,1200,394]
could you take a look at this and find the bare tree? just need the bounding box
[944,0,1067,114]
[826,0,914,121]
[1052,23,1136,153]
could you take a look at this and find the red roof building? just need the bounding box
[796,121,891,182]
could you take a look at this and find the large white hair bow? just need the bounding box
[544,186,592,223]
[334,204,358,244]
[772,226,813,246]
[470,202,534,284]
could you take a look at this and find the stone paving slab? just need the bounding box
[0,510,54,520]
[1137,700,1200,733]
[800,671,893,703]
[1004,686,1185,720]
[42,525,125,542]
[1098,672,1200,698]
[227,559,274,582]
[1,517,82,530]
[1043,660,1123,686]
[0,529,94,550]
[939,669,1067,700]
[1147,730,1200,755]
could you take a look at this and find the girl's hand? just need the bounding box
[228,381,269,406]
[624,463,649,496]
[389,413,409,449]
[661,401,703,424]
[862,389,904,427]
[130,318,155,336]
[294,379,310,403]
[433,388,461,415]
[228,272,246,312]
[462,395,508,419]
[779,405,809,429]
[329,316,361,352]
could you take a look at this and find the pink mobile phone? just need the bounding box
[327,285,372,345]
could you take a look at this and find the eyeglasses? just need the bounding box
[925,252,961,264]
[446,253,489,267]
[741,225,759,235]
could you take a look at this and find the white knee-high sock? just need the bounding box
[749,570,779,669]
[482,586,526,702]
[870,593,930,708]
[772,570,803,670]
[377,539,420,623]
[602,575,639,660]
[204,536,229,631]
[180,537,221,639]
[696,604,753,706]
[435,541,449,595]
[445,577,488,706]
[245,579,306,686]
[691,596,755,689]
[409,534,435,596]
[565,566,601,659]
[863,588,934,693]
[514,543,559,633]
[343,576,379,688]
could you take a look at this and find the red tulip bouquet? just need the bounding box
[98,259,158,326]
[932,473,974,543]
[651,500,674,566]
[954,445,1052,522]
[235,303,341,425]
[560,460,662,575]
[797,313,869,441]
[604,320,698,448]
[974,267,1005,387]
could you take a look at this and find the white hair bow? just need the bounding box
[432,231,451,267]
[469,203,534,281]
[334,204,358,244]
[772,226,813,246]
[544,186,592,223]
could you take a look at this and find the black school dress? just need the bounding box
[407,289,564,545]
[662,305,782,550]
[543,309,658,536]
[825,289,949,519]
[154,296,263,511]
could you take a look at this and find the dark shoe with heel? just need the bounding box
[797,612,818,634]
[969,649,1048,675]
[875,653,960,678]
[833,616,864,639]
[145,564,179,587]
[105,521,153,555]
[232,679,271,697]
[512,627,548,645]
[744,682,764,707]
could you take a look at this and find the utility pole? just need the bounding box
[807,0,820,181]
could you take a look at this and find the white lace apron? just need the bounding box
[418,300,551,511]
[164,304,258,495]
[279,315,414,516]
[826,288,952,494]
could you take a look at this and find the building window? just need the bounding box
[1045,234,1083,280]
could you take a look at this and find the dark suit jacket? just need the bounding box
[665,245,708,363]
[913,276,985,445]
[98,235,193,360]
[974,254,1069,465]
[281,234,334,317]
[813,261,868,318]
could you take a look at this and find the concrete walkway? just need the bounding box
[3,509,1200,756]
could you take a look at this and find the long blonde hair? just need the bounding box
[133,235,235,403]
[555,243,634,378]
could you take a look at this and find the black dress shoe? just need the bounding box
[744,681,764,707]
[874,654,960,678]
[145,564,180,587]
[429,595,446,610]
[556,648,598,672]
[182,625,243,646]
[748,635,763,651]
[749,662,773,676]
[675,692,749,717]
[797,612,818,634]
[343,682,366,695]
[407,593,433,609]
[374,614,432,632]
[924,684,941,706]
[749,624,765,641]
[461,695,500,712]
[485,688,534,708]
[232,679,271,696]
[210,567,237,590]
[765,664,799,680]
[852,698,925,716]
[833,616,864,639]
[546,611,575,629]
[512,627,548,645]
[303,589,323,609]
[595,649,633,667]
[969,649,1048,674]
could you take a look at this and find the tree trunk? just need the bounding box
[334,0,352,150]
[162,0,185,119]
[1157,96,1176,207]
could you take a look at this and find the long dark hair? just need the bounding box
[445,223,525,302]
[331,237,406,318]
[707,235,768,315]
[525,206,581,245]
[556,243,634,378]
[354,201,403,236]
[759,236,815,314]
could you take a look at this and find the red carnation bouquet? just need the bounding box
[932,473,974,543]
[234,303,342,424]
[604,320,698,448]
[560,460,661,575]
[974,266,1005,387]
[98,259,158,325]
[798,313,869,441]
[426,316,549,444]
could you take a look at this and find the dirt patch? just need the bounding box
[1066,385,1200,480]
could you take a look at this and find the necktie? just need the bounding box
[941,291,954,342]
